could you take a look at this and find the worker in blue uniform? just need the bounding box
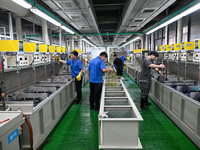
[60,51,83,104]
[88,52,113,111]
[120,54,126,63]
[139,51,165,110]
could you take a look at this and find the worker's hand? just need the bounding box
[59,59,62,62]
[123,66,126,69]
[76,72,82,81]
[158,71,163,77]
[109,68,114,72]
[159,64,165,68]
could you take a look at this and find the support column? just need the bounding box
[59,27,62,46]
[151,33,154,51]
[42,20,49,44]
[165,25,168,45]
[8,12,14,40]
[145,34,149,50]
[177,18,183,43]
[69,36,74,53]
[15,16,23,40]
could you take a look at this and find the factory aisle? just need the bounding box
[41,74,198,150]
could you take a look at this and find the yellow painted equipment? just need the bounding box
[62,47,66,53]
[174,43,182,51]
[39,44,48,53]
[24,43,38,52]
[184,42,195,50]
[57,46,61,53]
[73,49,82,53]
[161,45,165,51]
[166,45,172,51]
[49,45,55,53]
[127,57,130,60]
[0,40,23,52]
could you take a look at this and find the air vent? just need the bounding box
[130,25,137,28]
[133,18,144,23]
[58,0,78,9]
[141,8,156,13]
[68,14,84,21]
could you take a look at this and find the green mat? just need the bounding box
[41,73,198,150]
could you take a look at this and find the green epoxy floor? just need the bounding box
[41,74,198,150]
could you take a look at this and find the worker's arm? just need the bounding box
[80,68,83,74]
[154,68,163,76]
[102,68,113,73]
[111,64,114,68]
[149,64,165,69]
[59,60,67,64]
[88,70,90,80]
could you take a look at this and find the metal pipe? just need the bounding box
[0,27,6,40]
[8,12,14,40]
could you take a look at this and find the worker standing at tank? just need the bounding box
[112,54,123,77]
[139,51,165,110]
[120,54,126,63]
[60,51,83,104]
[88,52,113,111]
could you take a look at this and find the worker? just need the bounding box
[112,54,123,76]
[139,51,165,110]
[120,54,126,63]
[60,51,83,104]
[88,52,113,111]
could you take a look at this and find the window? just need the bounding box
[168,21,177,44]
[182,16,188,42]
[190,10,200,41]
[154,28,165,50]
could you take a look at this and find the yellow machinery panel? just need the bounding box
[184,42,195,50]
[73,49,82,53]
[127,57,130,60]
[0,40,23,52]
[62,47,66,53]
[24,43,39,53]
[49,45,55,53]
[57,46,61,53]
[174,43,182,51]
[166,45,172,51]
[39,44,47,53]
[161,45,165,51]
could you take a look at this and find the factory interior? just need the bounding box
[0,0,200,149]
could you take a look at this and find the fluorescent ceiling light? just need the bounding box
[60,26,74,34]
[119,37,140,49]
[12,0,32,9]
[146,2,200,35]
[0,35,10,39]
[82,39,97,48]
[30,8,61,26]
[29,40,43,44]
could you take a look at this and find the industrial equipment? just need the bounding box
[99,76,143,149]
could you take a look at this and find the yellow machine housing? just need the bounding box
[62,47,66,53]
[24,43,39,53]
[184,42,195,50]
[49,45,55,53]
[161,45,166,51]
[0,40,23,52]
[57,46,61,53]
[166,45,172,51]
[174,43,182,51]
[39,44,48,53]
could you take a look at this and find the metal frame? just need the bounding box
[98,79,143,149]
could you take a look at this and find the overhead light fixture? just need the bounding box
[82,39,97,48]
[119,37,140,49]
[60,26,74,34]
[146,2,200,35]
[29,40,43,44]
[30,8,61,26]
[0,35,10,39]
[12,0,32,9]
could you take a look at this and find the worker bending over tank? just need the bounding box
[60,51,83,104]
[88,52,113,111]
[139,51,165,110]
